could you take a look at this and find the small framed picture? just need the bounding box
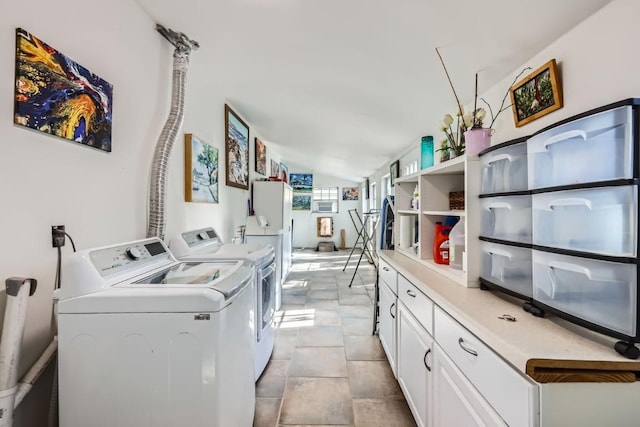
[255,138,266,175]
[509,59,563,127]
[184,134,218,203]
[390,160,400,187]
[225,104,250,190]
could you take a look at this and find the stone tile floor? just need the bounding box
[254,249,416,427]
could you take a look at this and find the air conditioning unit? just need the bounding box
[317,201,334,213]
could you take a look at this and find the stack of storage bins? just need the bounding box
[478,137,533,300]
[528,99,640,358]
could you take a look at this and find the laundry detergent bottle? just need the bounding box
[433,222,452,264]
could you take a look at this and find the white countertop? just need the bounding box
[379,250,640,378]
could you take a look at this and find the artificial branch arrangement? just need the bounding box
[435,47,532,156]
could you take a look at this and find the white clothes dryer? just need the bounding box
[55,238,255,427]
[170,227,276,379]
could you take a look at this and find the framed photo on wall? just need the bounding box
[390,160,400,187]
[184,133,218,203]
[255,137,266,175]
[510,58,563,127]
[225,104,250,190]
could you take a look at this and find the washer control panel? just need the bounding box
[182,227,221,248]
[90,238,173,277]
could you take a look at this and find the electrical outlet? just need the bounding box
[52,225,65,248]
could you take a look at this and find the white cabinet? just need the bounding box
[434,307,537,426]
[378,276,397,377]
[394,155,481,287]
[397,300,433,427]
[394,175,421,256]
[433,344,506,427]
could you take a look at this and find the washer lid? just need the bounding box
[57,265,253,313]
[181,243,275,266]
[130,261,246,299]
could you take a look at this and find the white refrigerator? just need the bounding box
[246,181,293,309]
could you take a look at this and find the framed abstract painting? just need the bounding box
[14,28,113,152]
[225,104,250,189]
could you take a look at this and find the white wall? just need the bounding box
[373,0,640,200]
[0,0,282,425]
[286,162,362,249]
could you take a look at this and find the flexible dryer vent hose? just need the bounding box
[147,24,199,240]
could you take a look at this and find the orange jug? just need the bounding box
[433,222,452,264]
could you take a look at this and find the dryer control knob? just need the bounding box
[198,232,208,240]
[126,247,142,260]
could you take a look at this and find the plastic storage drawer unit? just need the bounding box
[528,105,634,189]
[479,195,532,244]
[532,250,637,337]
[532,185,637,257]
[479,241,533,298]
[480,140,528,194]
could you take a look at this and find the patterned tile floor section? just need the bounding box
[254,249,417,427]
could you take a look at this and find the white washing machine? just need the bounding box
[54,237,256,427]
[170,227,276,379]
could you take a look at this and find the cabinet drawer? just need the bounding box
[480,195,532,244]
[532,250,637,337]
[479,241,533,298]
[528,105,634,189]
[398,275,433,335]
[379,259,398,295]
[480,140,528,194]
[532,185,637,257]
[434,307,537,427]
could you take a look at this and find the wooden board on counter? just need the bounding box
[527,359,640,383]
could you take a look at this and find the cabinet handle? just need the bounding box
[382,267,390,272]
[390,302,396,319]
[458,338,478,357]
[406,289,416,298]
[424,348,431,372]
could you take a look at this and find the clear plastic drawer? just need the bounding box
[532,186,637,257]
[528,106,634,189]
[480,141,528,194]
[480,195,532,244]
[480,241,532,298]
[532,250,637,336]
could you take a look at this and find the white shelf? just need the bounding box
[398,209,420,215]
[396,250,467,286]
[395,171,420,184]
[419,259,466,285]
[422,155,465,175]
[396,247,420,260]
[422,210,466,217]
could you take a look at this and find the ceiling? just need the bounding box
[135,0,612,182]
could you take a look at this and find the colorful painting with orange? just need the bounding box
[14,28,113,152]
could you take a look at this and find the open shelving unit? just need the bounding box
[393,154,480,287]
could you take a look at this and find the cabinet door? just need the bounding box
[397,301,433,427]
[433,345,506,427]
[378,281,397,377]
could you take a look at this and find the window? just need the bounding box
[404,160,418,176]
[312,187,339,213]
